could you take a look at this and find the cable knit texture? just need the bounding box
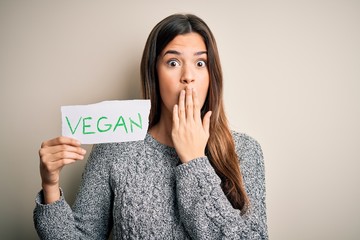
[34,131,268,239]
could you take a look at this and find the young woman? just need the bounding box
[34,13,268,239]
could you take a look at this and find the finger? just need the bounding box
[178,89,186,122]
[173,104,179,130]
[41,136,81,148]
[52,151,85,162]
[39,144,86,158]
[185,87,194,121]
[42,150,85,163]
[202,111,212,134]
[192,88,201,122]
[57,158,78,167]
[41,158,78,174]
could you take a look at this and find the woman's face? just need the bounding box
[156,32,210,116]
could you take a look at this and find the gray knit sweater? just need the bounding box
[34,131,268,239]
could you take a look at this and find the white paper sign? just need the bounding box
[61,100,151,144]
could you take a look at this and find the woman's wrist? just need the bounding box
[42,183,61,204]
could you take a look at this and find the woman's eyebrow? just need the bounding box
[162,50,208,57]
[163,50,181,56]
[195,51,207,56]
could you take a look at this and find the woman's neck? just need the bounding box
[148,111,174,147]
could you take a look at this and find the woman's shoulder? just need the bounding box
[231,130,262,149]
[231,130,264,164]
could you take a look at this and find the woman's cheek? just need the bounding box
[160,90,179,111]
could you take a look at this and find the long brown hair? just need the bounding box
[140,14,249,213]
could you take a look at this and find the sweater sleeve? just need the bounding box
[175,133,268,239]
[33,143,114,240]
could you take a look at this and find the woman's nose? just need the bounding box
[180,65,195,84]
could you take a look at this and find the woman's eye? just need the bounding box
[167,60,180,67]
[196,60,207,67]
